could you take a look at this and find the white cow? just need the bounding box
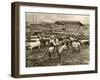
[72,41,80,49]
[80,40,89,47]
[26,39,41,50]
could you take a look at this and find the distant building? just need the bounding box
[54,21,84,36]
[26,21,85,37]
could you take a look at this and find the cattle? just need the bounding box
[80,40,89,47]
[72,40,81,52]
[26,39,41,51]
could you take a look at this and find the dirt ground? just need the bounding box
[26,46,89,67]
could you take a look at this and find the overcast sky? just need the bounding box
[26,12,89,24]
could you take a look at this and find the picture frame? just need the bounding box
[11,2,98,78]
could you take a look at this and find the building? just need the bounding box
[54,21,84,36]
[26,21,85,38]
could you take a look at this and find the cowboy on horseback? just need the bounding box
[48,35,67,64]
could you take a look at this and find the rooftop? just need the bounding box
[55,21,84,26]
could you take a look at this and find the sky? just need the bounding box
[26,12,89,24]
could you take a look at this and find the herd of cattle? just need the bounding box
[26,35,89,61]
[26,35,89,50]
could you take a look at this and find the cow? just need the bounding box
[26,39,41,51]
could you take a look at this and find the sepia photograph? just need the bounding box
[26,12,90,67]
[11,2,97,77]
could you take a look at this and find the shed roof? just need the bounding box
[55,21,84,26]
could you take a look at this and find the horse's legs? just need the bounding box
[55,46,62,64]
[48,52,51,59]
[56,50,61,64]
[48,51,53,64]
[59,53,61,63]
[38,45,41,51]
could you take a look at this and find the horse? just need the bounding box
[48,42,67,64]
